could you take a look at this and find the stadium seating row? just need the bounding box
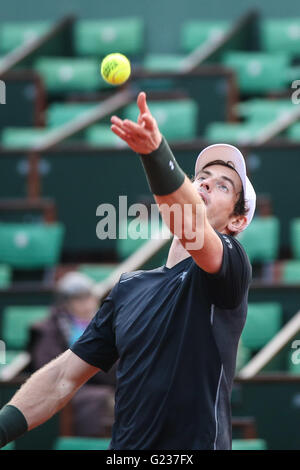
[1,18,300,98]
[0,99,199,148]
[0,19,144,57]
[3,50,292,96]
[205,97,300,144]
[0,302,284,352]
[3,95,300,149]
[2,17,300,57]
[0,301,298,380]
[0,217,299,278]
[31,50,300,95]
[2,50,298,96]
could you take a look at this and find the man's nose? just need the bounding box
[200,179,212,192]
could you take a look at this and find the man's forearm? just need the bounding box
[140,137,206,246]
[139,137,185,196]
[7,354,78,432]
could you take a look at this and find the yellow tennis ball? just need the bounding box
[100,53,131,85]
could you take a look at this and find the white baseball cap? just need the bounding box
[56,272,95,297]
[194,143,256,231]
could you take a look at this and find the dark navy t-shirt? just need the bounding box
[70,232,251,450]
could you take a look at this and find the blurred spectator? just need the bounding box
[27,272,117,437]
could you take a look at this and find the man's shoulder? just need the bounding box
[119,265,165,284]
[216,232,250,263]
[119,270,145,283]
[211,231,252,287]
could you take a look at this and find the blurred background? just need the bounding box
[0,0,300,451]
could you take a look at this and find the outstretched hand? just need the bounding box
[111,92,162,154]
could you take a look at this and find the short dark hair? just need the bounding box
[197,159,249,236]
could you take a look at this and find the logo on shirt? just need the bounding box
[169,160,175,171]
[179,271,187,282]
[222,235,233,249]
[120,273,143,283]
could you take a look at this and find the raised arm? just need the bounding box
[0,349,100,447]
[111,92,223,273]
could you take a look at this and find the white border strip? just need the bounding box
[210,304,215,325]
[214,364,224,450]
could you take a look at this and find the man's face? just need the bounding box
[193,164,244,234]
[67,294,99,320]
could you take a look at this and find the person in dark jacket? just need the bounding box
[27,272,117,437]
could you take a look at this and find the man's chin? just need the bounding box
[206,214,224,233]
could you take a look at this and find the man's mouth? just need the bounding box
[199,191,208,205]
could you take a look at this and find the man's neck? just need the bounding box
[165,226,229,269]
[165,237,191,269]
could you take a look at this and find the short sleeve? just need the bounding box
[203,232,252,309]
[70,286,119,372]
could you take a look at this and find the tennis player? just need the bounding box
[0,92,256,450]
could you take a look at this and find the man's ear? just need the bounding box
[227,215,248,234]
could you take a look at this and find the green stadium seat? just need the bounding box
[78,263,116,282]
[261,19,300,56]
[204,122,263,144]
[0,350,22,368]
[286,122,300,142]
[181,20,230,53]
[288,360,300,375]
[237,217,280,263]
[46,103,99,128]
[0,350,22,380]
[124,99,198,141]
[287,343,300,374]
[241,302,282,351]
[74,18,144,57]
[282,260,300,283]
[2,306,49,350]
[232,439,267,450]
[0,264,11,288]
[222,52,290,94]
[143,54,186,72]
[3,350,23,363]
[1,128,53,149]
[0,349,34,381]
[0,21,51,54]
[53,437,110,450]
[0,222,65,268]
[290,218,300,259]
[85,124,126,147]
[34,57,108,93]
[0,441,15,450]
[236,98,295,124]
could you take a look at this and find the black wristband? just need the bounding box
[0,405,28,448]
[139,137,185,196]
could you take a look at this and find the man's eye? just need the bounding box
[218,183,229,192]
